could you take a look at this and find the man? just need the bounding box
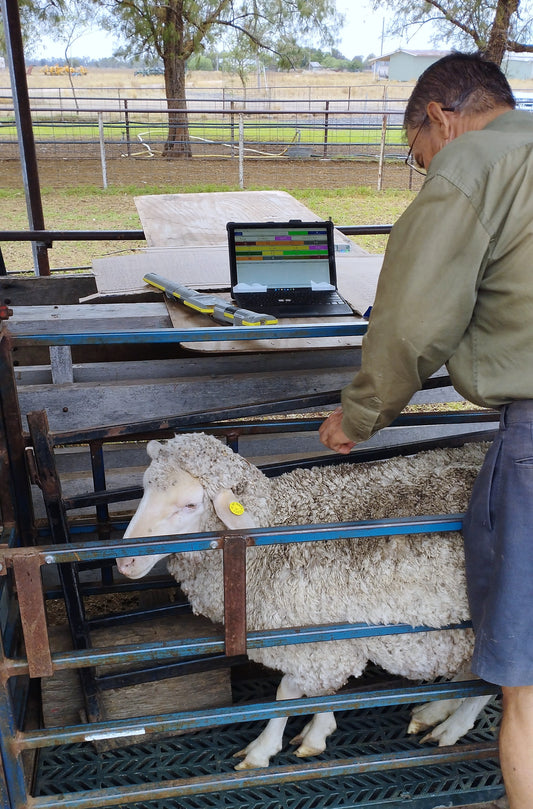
[319,52,533,808]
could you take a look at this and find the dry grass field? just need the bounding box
[17,66,416,99]
[17,65,533,96]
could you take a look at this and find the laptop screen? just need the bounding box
[227,220,337,292]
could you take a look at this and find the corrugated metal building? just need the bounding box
[370,48,533,82]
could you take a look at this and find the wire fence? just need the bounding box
[0,95,424,191]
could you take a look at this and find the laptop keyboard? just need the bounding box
[241,290,332,307]
[234,290,353,317]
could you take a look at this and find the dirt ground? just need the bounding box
[0,154,422,192]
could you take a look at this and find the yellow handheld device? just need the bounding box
[143,273,278,326]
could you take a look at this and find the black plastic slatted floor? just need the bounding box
[33,675,504,809]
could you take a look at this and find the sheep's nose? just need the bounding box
[116,558,133,574]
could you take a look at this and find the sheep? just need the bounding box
[117,432,493,770]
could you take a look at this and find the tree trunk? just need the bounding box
[162,0,192,158]
[163,54,192,157]
[484,0,519,64]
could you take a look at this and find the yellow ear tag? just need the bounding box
[229,501,245,516]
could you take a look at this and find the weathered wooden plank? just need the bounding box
[17,368,354,432]
[134,190,358,252]
[0,275,97,306]
[8,303,171,334]
[42,616,232,747]
[17,375,468,437]
[14,347,363,385]
[50,346,74,384]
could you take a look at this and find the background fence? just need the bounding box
[0,93,424,192]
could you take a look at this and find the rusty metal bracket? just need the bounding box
[222,534,249,658]
[12,553,53,678]
[24,445,40,487]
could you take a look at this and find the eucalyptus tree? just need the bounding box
[377,0,533,65]
[97,0,341,156]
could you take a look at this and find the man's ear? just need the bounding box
[212,488,259,530]
[426,100,454,139]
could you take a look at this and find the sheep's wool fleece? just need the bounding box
[145,433,272,525]
[158,436,489,695]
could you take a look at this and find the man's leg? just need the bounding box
[499,685,533,808]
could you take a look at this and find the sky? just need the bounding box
[32,0,436,62]
[336,1,434,60]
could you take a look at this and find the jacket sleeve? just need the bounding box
[341,176,491,443]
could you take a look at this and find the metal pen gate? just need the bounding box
[0,318,503,809]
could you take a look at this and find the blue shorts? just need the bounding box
[463,400,533,686]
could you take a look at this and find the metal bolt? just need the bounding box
[44,555,54,564]
[209,540,219,549]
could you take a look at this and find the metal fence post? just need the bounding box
[98,111,108,189]
[124,99,131,157]
[323,100,330,159]
[230,100,235,158]
[239,113,244,189]
[377,113,388,191]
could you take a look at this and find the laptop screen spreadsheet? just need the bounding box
[232,224,333,290]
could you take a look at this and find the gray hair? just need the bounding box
[404,52,515,131]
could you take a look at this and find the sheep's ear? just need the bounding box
[146,440,163,459]
[212,489,259,530]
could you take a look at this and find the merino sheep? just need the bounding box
[117,433,493,769]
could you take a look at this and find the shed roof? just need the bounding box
[368,49,451,64]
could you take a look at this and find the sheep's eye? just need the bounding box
[184,503,197,510]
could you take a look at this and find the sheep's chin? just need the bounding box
[117,554,165,579]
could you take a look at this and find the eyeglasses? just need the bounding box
[405,107,456,176]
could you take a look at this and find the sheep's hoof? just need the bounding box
[233,746,272,769]
[420,720,461,747]
[407,717,428,735]
[408,699,462,736]
[234,753,270,770]
[234,758,260,770]
[294,743,325,758]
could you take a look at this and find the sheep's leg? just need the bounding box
[408,669,476,736]
[420,694,492,746]
[408,670,492,746]
[408,697,464,735]
[290,711,337,757]
[233,674,304,770]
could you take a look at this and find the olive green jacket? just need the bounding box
[341,110,533,443]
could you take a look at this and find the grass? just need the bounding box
[0,184,415,273]
[1,120,406,146]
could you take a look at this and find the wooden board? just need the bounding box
[16,366,360,432]
[134,189,360,251]
[92,190,369,295]
[8,302,172,335]
[92,246,233,294]
[0,275,97,306]
[42,614,232,748]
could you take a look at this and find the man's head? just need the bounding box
[404,52,515,174]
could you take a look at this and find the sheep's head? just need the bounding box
[117,433,272,580]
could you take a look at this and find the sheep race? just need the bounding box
[117,432,492,770]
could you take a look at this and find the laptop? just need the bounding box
[226,219,353,318]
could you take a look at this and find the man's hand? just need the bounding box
[319,407,357,454]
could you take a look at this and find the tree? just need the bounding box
[375,0,533,65]
[39,0,96,109]
[96,0,341,156]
